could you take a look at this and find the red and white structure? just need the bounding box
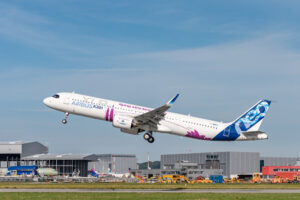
[262,166,300,179]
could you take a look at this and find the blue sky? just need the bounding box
[0,1,300,162]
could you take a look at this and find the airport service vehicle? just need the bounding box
[193,176,213,184]
[43,92,271,143]
[134,175,145,183]
[162,174,190,183]
[252,172,263,183]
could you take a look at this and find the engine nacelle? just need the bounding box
[112,115,133,129]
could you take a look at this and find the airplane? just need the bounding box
[90,169,109,178]
[90,168,131,178]
[43,92,271,143]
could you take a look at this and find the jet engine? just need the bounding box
[112,115,134,129]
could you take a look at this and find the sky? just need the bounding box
[0,0,300,162]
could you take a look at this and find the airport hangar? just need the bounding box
[0,141,137,177]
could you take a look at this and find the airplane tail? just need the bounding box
[91,169,98,177]
[231,99,271,132]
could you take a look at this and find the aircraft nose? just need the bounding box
[43,97,51,106]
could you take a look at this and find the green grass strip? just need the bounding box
[0,192,300,200]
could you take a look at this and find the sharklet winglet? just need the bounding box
[167,94,180,106]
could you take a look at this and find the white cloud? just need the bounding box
[126,33,300,74]
[0,2,137,64]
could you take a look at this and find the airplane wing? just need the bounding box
[133,94,179,126]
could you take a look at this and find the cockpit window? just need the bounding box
[52,94,60,98]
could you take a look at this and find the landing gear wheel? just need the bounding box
[62,112,69,124]
[147,137,155,143]
[143,132,154,143]
[143,133,151,140]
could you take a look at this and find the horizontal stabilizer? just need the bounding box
[241,131,265,136]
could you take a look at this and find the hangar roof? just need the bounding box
[21,154,98,161]
[0,141,48,157]
[0,141,25,145]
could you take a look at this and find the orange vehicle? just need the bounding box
[272,176,282,183]
[252,172,263,183]
[272,175,290,183]
[192,176,212,184]
[290,175,300,183]
[224,177,240,183]
[162,175,190,183]
[134,175,145,183]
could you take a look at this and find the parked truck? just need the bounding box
[209,175,223,183]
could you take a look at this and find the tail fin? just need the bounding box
[232,99,271,132]
[91,169,98,177]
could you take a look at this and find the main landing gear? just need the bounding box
[62,112,69,124]
[143,132,155,143]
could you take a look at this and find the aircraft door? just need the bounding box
[223,126,230,137]
[63,96,70,105]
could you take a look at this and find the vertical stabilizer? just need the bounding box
[232,99,271,132]
[213,99,271,141]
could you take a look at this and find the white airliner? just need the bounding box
[90,168,130,178]
[43,92,271,143]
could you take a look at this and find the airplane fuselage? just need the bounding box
[43,92,270,142]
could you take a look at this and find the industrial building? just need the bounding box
[260,158,300,180]
[161,152,300,178]
[0,141,48,168]
[262,166,300,180]
[0,141,137,177]
[260,156,299,171]
[161,152,260,178]
[131,160,222,179]
[88,154,138,174]
[22,154,99,177]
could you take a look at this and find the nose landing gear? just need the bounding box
[143,132,155,143]
[62,112,69,124]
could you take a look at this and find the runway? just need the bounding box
[0,189,300,193]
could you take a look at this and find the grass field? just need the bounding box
[0,182,299,189]
[0,183,300,200]
[0,193,300,200]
